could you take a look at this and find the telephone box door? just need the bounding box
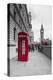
[18,32,28,61]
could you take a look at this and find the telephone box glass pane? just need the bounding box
[20,40,25,55]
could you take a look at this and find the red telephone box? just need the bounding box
[18,32,28,61]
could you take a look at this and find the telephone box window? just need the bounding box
[21,40,25,55]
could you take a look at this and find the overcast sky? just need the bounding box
[27,5,52,42]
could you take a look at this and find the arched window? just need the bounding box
[14,27,16,40]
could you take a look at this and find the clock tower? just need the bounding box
[40,24,44,43]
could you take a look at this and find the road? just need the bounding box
[10,50,51,76]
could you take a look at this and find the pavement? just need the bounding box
[10,50,51,76]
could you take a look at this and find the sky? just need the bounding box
[27,5,52,42]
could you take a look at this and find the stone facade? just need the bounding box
[8,4,34,59]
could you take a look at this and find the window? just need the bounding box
[14,27,16,40]
[14,8,16,20]
[19,4,22,10]
[19,19,22,27]
[22,10,25,16]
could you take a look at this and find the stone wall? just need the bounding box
[41,45,51,59]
